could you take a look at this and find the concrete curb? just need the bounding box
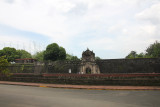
[0,81,160,90]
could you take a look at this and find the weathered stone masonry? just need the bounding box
[96,58,160,73]
[79,49,100,74]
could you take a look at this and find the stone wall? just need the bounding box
[46,58,160,74]
[7,58,160,74]
[46,61,81,74]
[7,64,35,73]
[96,58,160,73]
[1,73,160,86]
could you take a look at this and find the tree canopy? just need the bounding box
[17,49,32,59]
[126,51,138,59]
[66,53,80,61]
[0,47,32,62]
[33,51,44,61]
[44,43,66,61]
[0,47,19,62]
[95,56,101,60]
[59,47,67,60]
[146,41,160,58]
[126,41,160,59]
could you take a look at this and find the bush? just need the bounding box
[0,56,10,75]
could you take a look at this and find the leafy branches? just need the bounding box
[126,41,160,59]
[0,56,10,74]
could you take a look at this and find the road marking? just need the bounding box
[39,85,48,88]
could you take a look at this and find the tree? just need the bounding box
[125,41,160,58]
[44,43,66,61]
[33,51,44,61]
[95,56,101,60]
[146,41,160,58]
[125,51,137,59]
[16,49,32,59]
[0,56,10,74]
[59,47,66,60]
[66,53,79,61]
[137,52,144,58]
[0,47,32,62]
[0,47,19,62]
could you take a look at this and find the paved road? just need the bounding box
[0,84,160,107]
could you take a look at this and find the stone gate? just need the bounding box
[79,48,100,74]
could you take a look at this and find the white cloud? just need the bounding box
[0,34,46,54]
[0,34,30,50]
[136,3,160,23]
[0,0,160,58]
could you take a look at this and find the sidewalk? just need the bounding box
[0,81,160,90]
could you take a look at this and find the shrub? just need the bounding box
[0,56,10,75]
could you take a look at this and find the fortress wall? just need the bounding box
[39,61,81,74]
[96,58,160,73]
[38,58,160,74]
[7,58,160,74]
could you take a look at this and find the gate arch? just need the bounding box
[86,67,91,74]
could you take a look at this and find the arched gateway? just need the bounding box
[79,48,100,74]
[86,67,91,74]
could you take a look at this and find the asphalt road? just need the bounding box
[0,84,160,107]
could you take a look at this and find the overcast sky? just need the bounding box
[0,0,160,59]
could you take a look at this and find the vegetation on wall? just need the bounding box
[0,56,10,74]
[126,41,160,59]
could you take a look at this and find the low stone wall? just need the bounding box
[1,73,160,86]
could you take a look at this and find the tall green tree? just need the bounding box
[0,47,32,62]
[59,47,66,60]
[44,43,66,61]
[146,41,160,58]
[0,47,19,62]
[16,49,32,59]
[125,41,160,58]
[33,51,44,61]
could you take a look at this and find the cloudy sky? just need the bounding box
[0,0,160,59]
